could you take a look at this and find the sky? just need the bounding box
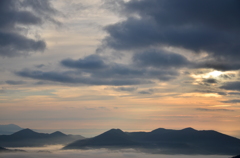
[0,0,240,138]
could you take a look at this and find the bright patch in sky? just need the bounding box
[207,71,223,78]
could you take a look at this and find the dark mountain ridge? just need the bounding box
[63,129,140,149]
[64,127,240,155]
[0,128,85,147]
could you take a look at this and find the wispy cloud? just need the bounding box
[196,108,234,112]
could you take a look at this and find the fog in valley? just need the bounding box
[1,145,231,158]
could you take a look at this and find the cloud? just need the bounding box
[228,92,240,96]
[196,61,240,71]
[35,64,45,68]
[61,55,107,70]
[0,32,46,57]
[112,87,138,92]
[133,49,190,68]
[103,0,240,70]
[16,69,144,86]
[221,99,240,104]
[203,78,218,84]
[16,53,181,86]
[194,89,227,96]
[0,0,59,57]
[196,108,234,112]
[220,82,240,91]
[138,89,155,95]
[5,80,26,85]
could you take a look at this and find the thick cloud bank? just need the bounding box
[104,0,240,71]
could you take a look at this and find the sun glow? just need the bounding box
[191,70,224,82]
[207,71,223,78]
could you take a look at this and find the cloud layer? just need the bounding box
[16,54,180,86]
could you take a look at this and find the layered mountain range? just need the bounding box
[0,128,84,147]
[63,127,240,155]
[0,126,240,155]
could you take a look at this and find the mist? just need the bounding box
[1,145,231,158]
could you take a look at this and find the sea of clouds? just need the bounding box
[1,145,230,158]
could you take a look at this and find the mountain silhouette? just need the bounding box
[50,131,67,137]
[63,129,140,149]
[232,155,240,158]
[0,124,23,135]
[0,128,85,147]
[63,127,240,155]
[10,128,47,139]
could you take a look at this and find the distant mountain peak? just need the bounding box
[98,128,125,137]
[16,128,35,133]
[181,127,197,131]
[11,128,38,136]
[107,128,123,133]
[151,128,167,132]
[50,131,66,136]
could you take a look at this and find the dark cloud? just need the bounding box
[61,55,107,70]
[5,80,26,85]
[220,82,240,91]
[89,64,179,81]
[138,89,155,95]
[228,92,240,96]
[194,89,227,96]
[112,87,137,92]
[16,69,145,86]
[16,53,181,86]
[133,50,190,68]
[0,0,58,57]
[0,31,46,57]
[219,74,235,80]
[62,55,179,81]
[196,61,240,71]
[196,108,234,112]
[103,0,240,70]
[35,64,45,68]
[203,78,218,84]
[221,99,240,104]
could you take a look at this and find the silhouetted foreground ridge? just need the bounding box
[63,127,240,155]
